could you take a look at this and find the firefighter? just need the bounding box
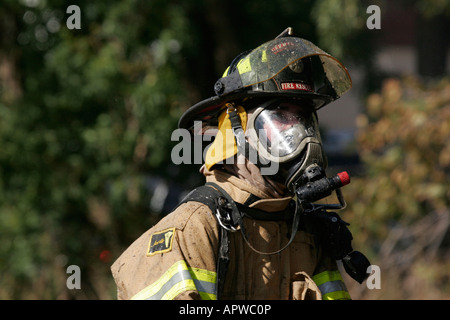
[111,28,358,300]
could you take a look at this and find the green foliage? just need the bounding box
[312,0,366,58]
[414,0,450,18]
[0,0,192,299]
[344,77,450,299]
[351,77,449,222]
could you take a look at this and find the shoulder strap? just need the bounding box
[173,184,229,300]
[175,185,222,213]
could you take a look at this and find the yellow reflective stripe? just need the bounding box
[261,49,267,62]
[131,260,217,300]
[222,66,230,77]
[188,266,217,300]
[312,270,351,300]
[237,57,251,74]
[189,267,216,285]
[131,260,188,300]
[198,291,217,300]
[312,270,343,286]
[323,290,351,300]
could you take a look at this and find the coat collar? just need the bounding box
[204,168,293,213]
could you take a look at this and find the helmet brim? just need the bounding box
[178,90,333,131]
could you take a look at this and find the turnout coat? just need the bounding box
[111,169,350,300]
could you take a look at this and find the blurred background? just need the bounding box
[0,0,448,299]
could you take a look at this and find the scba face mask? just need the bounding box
[247,100,321,162]
[245,99,327,190]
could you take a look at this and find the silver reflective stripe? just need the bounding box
[146,269,192,300]
[317,280,348,296]
[194,278,216,296]
[131,260,217,300]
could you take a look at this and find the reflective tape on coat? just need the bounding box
[131,260,217,300]
[312,270,351,300]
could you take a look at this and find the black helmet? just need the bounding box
[178,28,352,131]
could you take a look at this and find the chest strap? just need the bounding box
[205,182,302,256]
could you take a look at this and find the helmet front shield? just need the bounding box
[215,37,352,106]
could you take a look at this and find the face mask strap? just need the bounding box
[226,103,249,157]
[226,101,277,169]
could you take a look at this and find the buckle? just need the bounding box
[215,197,238,232]
[225,103,237,114]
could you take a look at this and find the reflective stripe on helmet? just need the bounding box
[312,270,351,300]
[131,260,217,300]
[237,55,252,74]
[224,37,351,98]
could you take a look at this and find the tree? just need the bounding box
[344,76,450,299]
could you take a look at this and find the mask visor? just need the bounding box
[247,101,322,163]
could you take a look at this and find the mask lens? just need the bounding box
[253,102,318,159]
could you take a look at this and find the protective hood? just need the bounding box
[204,105,247,170]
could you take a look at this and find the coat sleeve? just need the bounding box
[111,201,220,300]
[312,247,351,300]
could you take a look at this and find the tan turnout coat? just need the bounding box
[111,169,350,300]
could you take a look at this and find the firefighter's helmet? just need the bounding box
[178,27,352,132]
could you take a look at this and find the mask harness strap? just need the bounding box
[226,103,251,161]
[226,101,276,168]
